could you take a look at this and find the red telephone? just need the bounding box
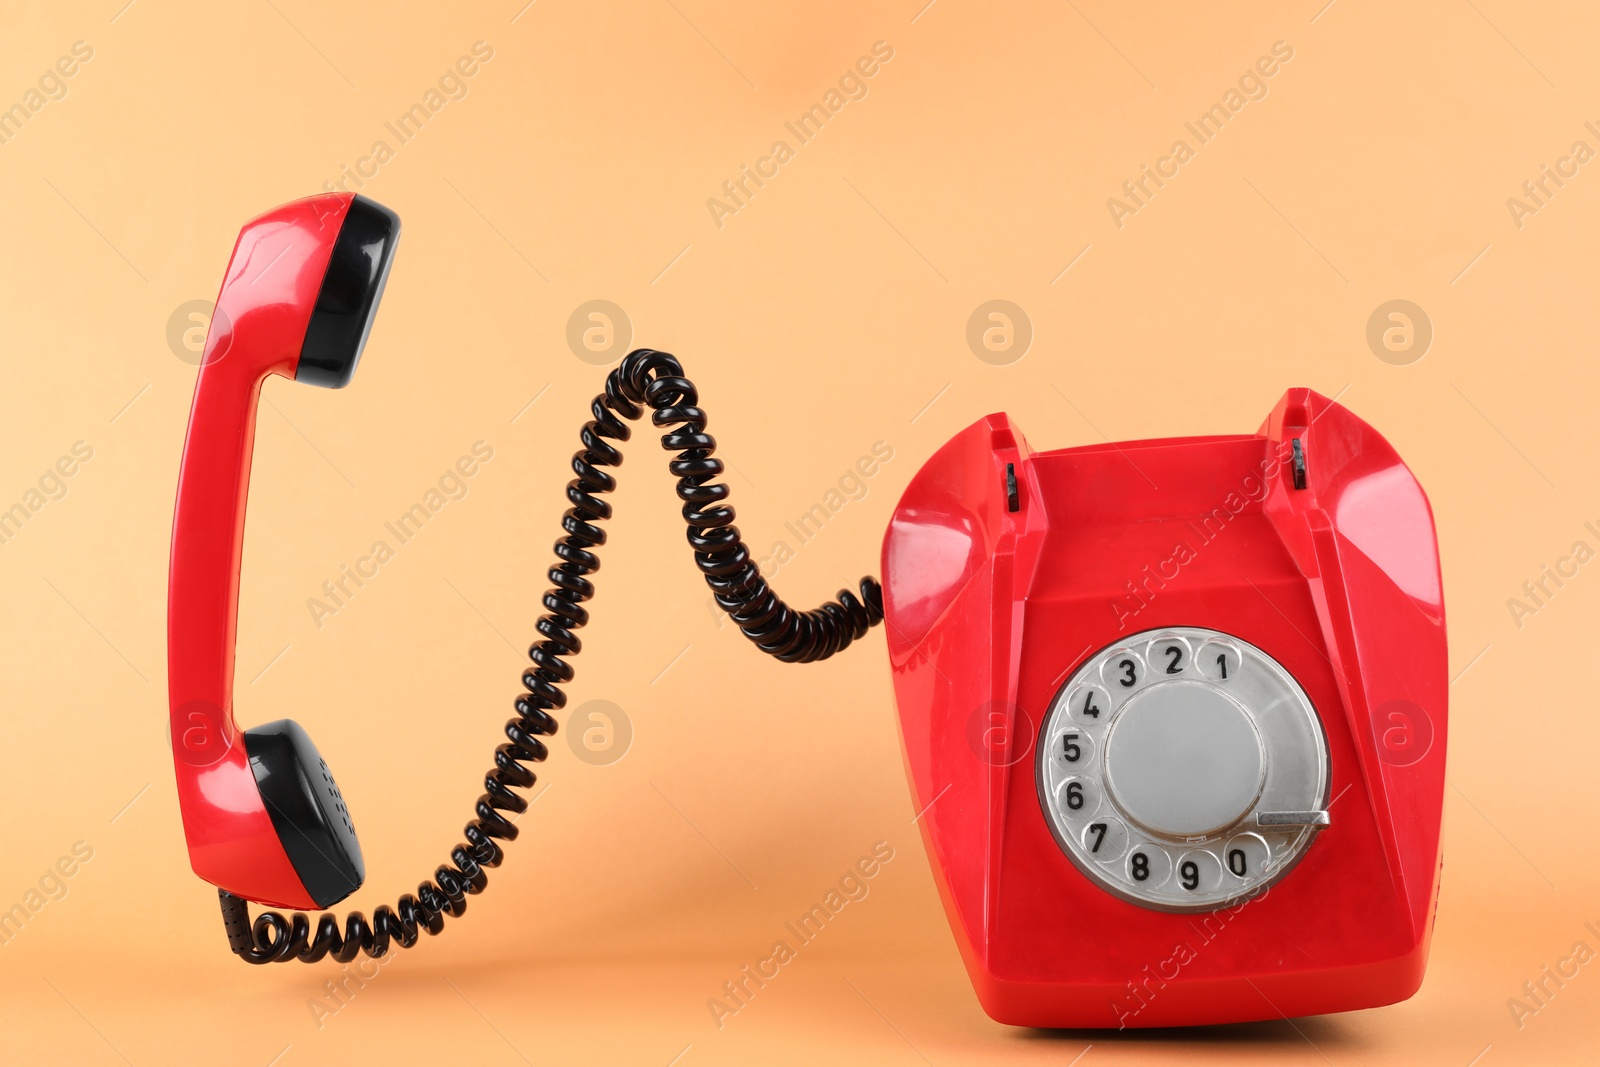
[880,391,1447,1027]
[171,195,1444,1030]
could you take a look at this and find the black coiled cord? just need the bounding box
[219,348,885,963]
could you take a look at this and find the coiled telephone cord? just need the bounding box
[219,349,885,963]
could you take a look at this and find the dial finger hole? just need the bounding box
[1069,685,1109,726]
[1081,817,1127,862]
[1125,843,1171,888]
[1101,649,1144,692]
[1052,727,1095,770]
[1223,833,1271,880]
[1145,634,1192,679]
[1175,850,1223,895]
[1056,776,1101,819]
[1197,639,1243,683]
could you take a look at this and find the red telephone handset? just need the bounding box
[881,390,1446,1027]
[169,192,398,910]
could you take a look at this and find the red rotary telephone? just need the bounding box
[168,194,1444,1030]
[880,393,1447,1027]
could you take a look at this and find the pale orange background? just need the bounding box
[0,0,1594,1063]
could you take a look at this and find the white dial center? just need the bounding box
[1103,681,1264,837]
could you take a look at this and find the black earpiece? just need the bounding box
[296,195,400,390]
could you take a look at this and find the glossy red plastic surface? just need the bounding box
[881,390,1446,1027]
[167,193,355,910]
